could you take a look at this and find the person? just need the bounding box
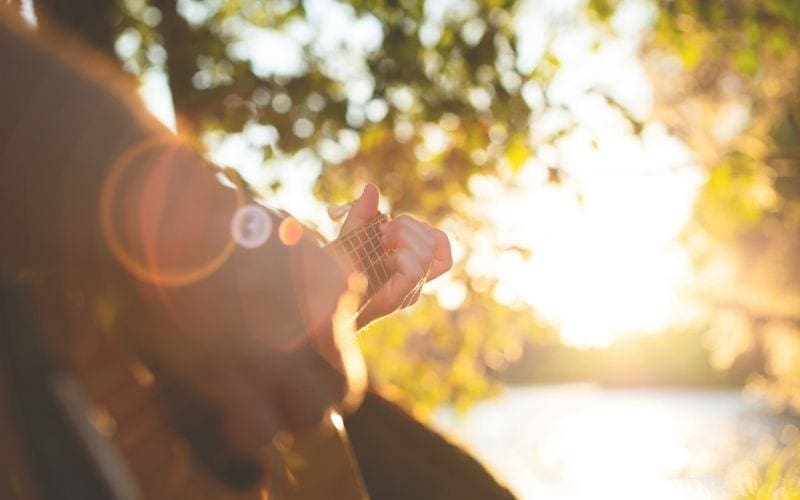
[0,4,516,499]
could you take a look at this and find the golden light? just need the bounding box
[278,217,304,246]
[133,0,704,350]
[470,122,704,348]
[99,138,243,287]
[434,386,730,499]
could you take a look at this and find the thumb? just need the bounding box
[340,183,379,235]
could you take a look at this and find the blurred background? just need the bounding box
[20,0,800,498]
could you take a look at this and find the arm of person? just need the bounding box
[0,9,360,461]
[0,5,452,464]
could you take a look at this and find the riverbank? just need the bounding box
[498,329,755,388]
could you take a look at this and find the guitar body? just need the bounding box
[62,327,367,500]
[0,214,390,500]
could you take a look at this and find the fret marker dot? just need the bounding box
[230,204,272,249]
[279,217,303,246]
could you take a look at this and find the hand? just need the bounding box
[336,184,452,327]
[110,156,368,475]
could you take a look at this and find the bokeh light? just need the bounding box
[278,216,304,246]
[230,203,273,249]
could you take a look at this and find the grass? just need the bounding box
[743,443,800,500]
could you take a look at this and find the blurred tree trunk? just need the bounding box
[151,0,200,136]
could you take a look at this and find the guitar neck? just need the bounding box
[328,214,391,297]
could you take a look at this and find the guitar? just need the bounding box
[0,213,392,500]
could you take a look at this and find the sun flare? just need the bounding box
[470,123,704,348]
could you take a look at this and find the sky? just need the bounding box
[136,0,708,348]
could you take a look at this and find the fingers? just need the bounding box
[381,215,436,257]
[241,322,360,435]
[385,248,427,283]
[339,183,379,235]
[351,213,452,326]
[381,214,453,280]
[383,249,427,309]
[220,387,280,457]
[428,226,453,279]
[274,342,354,432]
[274,381,329,433]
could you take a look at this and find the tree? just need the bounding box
[634,0,800,412]
[34,0,564,413]
[42,0,799,415]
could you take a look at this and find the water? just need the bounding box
[433,384,798,500]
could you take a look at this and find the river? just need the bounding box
[433,384,799,499]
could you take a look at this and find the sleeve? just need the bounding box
[0,10,348,350]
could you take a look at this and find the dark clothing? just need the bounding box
[0,9,516,500]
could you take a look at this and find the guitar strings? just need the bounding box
[330,214,391,295]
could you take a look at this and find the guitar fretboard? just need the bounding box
[328,214,391,296]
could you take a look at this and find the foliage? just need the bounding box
[358,292,551,416]
[34,0,575,412]
[500,326,748,388]
[638,0,800,414]
[36,0,800,415]
[741,440,800,500]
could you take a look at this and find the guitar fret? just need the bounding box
[328,214,390,297]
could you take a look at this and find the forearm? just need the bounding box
[0,11,367,476]
[0,10,173,277]
[0,11,348,345]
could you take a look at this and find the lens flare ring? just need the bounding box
[99,137,246,287]
[230,204,273,249]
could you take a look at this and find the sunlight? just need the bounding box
[138,69,176,132]
[13,0,800,498]
[473,1,705,348]
[548,403,690,483]
[434,385,761,499]
[485,162,700,348]
[505,132,702,348]
[135,0,706,349]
